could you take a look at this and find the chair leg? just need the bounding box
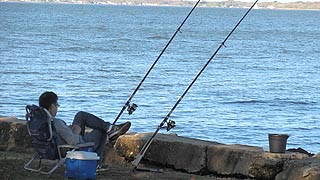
[24,153,65,175]
[24,153,42,172]
[47,158,65,175]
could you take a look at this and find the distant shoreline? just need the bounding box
[1,0,320,10]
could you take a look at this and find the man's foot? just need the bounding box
[108,121,131,141]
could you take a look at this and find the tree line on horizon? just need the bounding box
[2,0,320,10]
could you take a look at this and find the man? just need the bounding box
[39,91,130,168]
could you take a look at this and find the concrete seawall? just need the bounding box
[1,117,320,180]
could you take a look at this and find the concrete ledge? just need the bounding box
[114,132,222,173]
[274,157,320,180]
[114,133,318,180]
[1,118,320,180]
[207,144,263,176]
[0,117,32,152]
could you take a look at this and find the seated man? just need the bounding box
[39,91,130,168]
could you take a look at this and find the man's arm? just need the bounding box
[53,118,84,145]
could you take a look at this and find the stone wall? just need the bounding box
[0,117,33,152]
[114,133,320,180]
[1,117,320,180]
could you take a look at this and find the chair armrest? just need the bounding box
[58,144,79,149]
[58,142,94,149]
[76,142,95,148]
[57,142,95,159]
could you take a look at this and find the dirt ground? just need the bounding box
[0,151,249,180]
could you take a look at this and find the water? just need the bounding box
[1,2,320,153]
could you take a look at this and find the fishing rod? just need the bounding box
[111,0,201,125]
[132,0,259,170]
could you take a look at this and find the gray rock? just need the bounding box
[207,144,263,177]
[1,118,319,180]
[0,117,32,152]
[275,158,320,180]
[114,132,221,173]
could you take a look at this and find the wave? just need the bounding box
[272,98,317,105]
[147,35,166,40]
[223,99,265,104]
[223,99,317,106]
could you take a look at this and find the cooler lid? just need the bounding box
[66,151,100,160]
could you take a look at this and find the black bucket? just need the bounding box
[268,134,289,153]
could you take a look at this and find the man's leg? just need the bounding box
[72,111,131,143]
[83,129,107,165]
[71,111,111,136]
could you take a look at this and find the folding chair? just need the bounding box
[24,105,94,175]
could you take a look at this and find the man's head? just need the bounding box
[39,91,59,117]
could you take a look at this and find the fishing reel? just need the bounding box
[127,103,138,115]
[166,120,176,131]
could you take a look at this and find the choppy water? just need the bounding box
[1,2,320,152]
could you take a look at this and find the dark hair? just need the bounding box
[39,91,58,110]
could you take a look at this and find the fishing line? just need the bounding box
[132,0,259,170]
[112,0,201,125]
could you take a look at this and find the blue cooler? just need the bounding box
[65,151,100,180]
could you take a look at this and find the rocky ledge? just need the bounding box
[1,117,320,180]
